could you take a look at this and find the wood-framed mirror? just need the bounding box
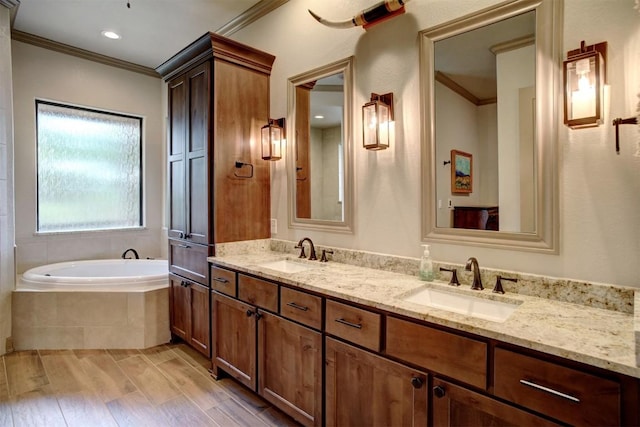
[287,56,354,233]
[420,0,561,253]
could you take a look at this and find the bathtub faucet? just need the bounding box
[121,248,139,259]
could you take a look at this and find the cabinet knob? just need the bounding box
[433,385,446,398]
[246,310,254,317]
[254,312,262,320]
[411,377,424,389]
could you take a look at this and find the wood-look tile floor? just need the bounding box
[0,343,300,427]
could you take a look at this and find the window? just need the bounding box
[36,101,143,233]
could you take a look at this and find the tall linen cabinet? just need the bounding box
[157,33,275,357]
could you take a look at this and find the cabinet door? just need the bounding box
[432,378,560,427]
[258,311,322,427]
[185,62,210,245]
[188,281,210,357]
[167,74,187,239]
[212,292,257,390]
[169,274,190,341]
[325,337,427,427]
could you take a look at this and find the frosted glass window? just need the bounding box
[36,101,142,232]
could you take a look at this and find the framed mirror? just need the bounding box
[420,0,561,253]
[287,57,354,233]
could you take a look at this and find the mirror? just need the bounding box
[288,57,354,233]
[420,0,561,252]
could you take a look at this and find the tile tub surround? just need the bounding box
[213,239,640,379]
[11,288,170,350]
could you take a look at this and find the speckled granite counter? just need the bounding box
[209,239,640,379]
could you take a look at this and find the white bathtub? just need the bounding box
[13,259,170,350]
[18,259,168,291]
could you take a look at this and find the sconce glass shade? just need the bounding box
[563,41,606,129]
[261,118,285,161]
[363,93,394,150]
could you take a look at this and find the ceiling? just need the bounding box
[10,0,287,72]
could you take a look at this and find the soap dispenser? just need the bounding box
[419,244,434,281]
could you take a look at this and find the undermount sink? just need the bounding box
[257,259,321,274]
[399,286,521,322]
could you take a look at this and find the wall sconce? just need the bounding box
[563,40,607,129]
[261,118,285,161]
[363,92,394,150]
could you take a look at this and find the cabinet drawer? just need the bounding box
[238,274,278,312]
[493,347,620,426]
[325,300,381,351]
[169,239,209,284]
[386,317,487,389]
[210,265,236,297]
[280,287,322,330]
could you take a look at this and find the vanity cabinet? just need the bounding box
[169,273,210,356]
[493,347,621,426]
[431,378,559,426]
[210,262,640,427]
[211,271,323,427]
[325,337,428,427]
[158,33,274,356]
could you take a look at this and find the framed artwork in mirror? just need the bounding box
[451,149,472,194]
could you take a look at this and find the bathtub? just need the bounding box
[18,259,168,291]
[13,259,171,350]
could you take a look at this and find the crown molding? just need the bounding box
[11,30,159,78]
[216,0,289,37]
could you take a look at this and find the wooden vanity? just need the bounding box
[208,259,640,427]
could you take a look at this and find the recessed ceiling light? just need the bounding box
[314,115,324,119]
[101,30,121,40]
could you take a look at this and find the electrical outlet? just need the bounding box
[270,218,277,234]
[438,199,442,209]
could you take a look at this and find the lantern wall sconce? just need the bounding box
[363,92,394,150]
[261,118,285,161]
[563,40,607,129]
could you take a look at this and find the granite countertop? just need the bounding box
[209,247,640,379]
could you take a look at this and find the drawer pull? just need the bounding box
[519,379,580,403]
[177,244,192,249]
[212,277,229,284]
[335,318,362,329]
[286,302,309,311]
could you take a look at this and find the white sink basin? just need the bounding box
[257,259,320,274]
[399,286,520,322]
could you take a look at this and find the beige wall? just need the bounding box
[233,0,640,287]
[0,5,15,355]
[11,41,165,273]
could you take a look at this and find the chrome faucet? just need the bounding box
[121,248,139,259]
[295,237,317,261]
[465,257,483,290]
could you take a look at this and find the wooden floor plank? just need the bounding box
[157,355,232,411]
[56,392,119,427]
[40,350,119,426]
[0,357,8,400]
[1,349,298,427]
[75,350,138,403]
[10,385,67,427]
[258,406,302,427]
[106,390,172,427]
[171,343,212,374]
[210,397,269,427]
[107,349,141,362]
[218,376,270,415]
[4,350,49,397]
[159,394,220,426]
[117,354,180,405]
[140,344,176,365]
[0,358,13,427]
